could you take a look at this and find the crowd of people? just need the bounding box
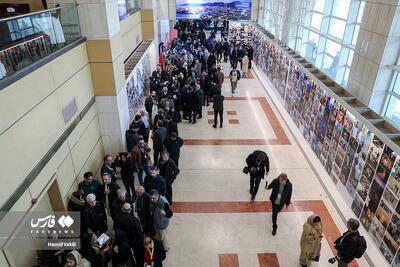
[34,19,367,267]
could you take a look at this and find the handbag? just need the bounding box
[242,166,249,174]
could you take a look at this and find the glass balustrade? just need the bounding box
[0,4,82,80]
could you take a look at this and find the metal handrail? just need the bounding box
[0,3,78,22]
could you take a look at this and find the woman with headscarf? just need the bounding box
[299,214,323,267]
[64,250,91,267]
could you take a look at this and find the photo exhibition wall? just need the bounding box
[176,0,251,20]
[251,23,400,266]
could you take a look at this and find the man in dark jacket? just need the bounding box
[267,173,292,235]
[330,218,364,266]
[114,203,144,266]
[195,83,204,119]
[187,83,199,124]
[114,152,136,201]
[152,120,167,165]
[144,165,166,196]
[110,189,132,220]
[130,115,147,139]
[157,151,180,204]
[246,150,270,200]
[101,154,117,183]
[83,194,107,236]
[223,38,230,62]
[145,91,158,120]
[135,186,152,234]
[78,172,102,199]
[164,114,178,137]
[212,90,224,128]
[164,132,184,167]
[100,173,120,213]
[125,124,140,152]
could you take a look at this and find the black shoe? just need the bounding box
[250,195,255,201]
[312,256,319,262]
[272,229,276,236]
[192,121,196,124]
[198,116,202,119]
[213,125,217,128]
[301,265,307,267]
[220,125,223,128]
[189,120,192,123]
[265,181,268,189]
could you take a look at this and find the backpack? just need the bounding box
[231,71,238,82]
[354,235,367,258]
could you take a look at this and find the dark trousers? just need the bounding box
[231,59,238,69]
[154,148,162,165]
[133,245,144,266]
[214,109,223,127]
[217,52,222,62]
[198,105,203,118]
[138,164,149,186]
[123,179,136,201]
[172,156,180,167]
[272,203,281,230]
[204,92,210,106]
[189,108,197,122]
[166,182,173,204]
[250,175,262,197]
[223,51,228,62]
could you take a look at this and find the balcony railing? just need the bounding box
[0,4,82,81]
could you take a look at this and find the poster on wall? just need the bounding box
[176,0,252,20]
[252,24,400,265]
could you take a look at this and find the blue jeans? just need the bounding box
[138,164,149,186]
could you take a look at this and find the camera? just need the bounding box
[328,256,338,264]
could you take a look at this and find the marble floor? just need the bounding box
[163,63,369,267]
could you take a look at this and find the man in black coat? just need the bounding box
[130,115,147,139]
[114,153,136,201]
[110,189,132,220]
[212,90,224,128]
[125,124,140,152]
[100,173,120,214]
[114,203,144,266]
[101,154,118,183]
[267,173,292,235]
[157,151,180,204]
[145,91,158,120]
[246,150,270,200]
[223,38,230,62]
[164,114,178,137]
[144,165,166,196]
[135,186,152,234]
[187,84,199,124]
[331,218,364,266]
[164,132,184,167]
[83,194,107,236]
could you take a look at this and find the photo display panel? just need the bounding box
[176,0,252,20]
[252,24,400,266]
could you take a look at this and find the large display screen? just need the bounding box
[176,0,252,20]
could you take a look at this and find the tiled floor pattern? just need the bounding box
[163,63,365,267]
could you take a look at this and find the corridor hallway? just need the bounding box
[163,63,369,267]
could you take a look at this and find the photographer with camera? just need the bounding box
[329,218,366,266]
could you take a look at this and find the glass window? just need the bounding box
[343,67,350,84]
[322,54,334,69]
[314,0,325,13]
[385,96,400,127]
[311,12,323,30]
[351,25,360,46]
[325,39,341,57]
[328,18,346,39]
[357,2,365,23]
[347,50,354,66]
[393,74,400,95]
[332,0,351,19]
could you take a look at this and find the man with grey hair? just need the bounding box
[135,186,151,233]
[110,188,131,220]
[149,189,173,251]
[329,218,366,266]
[83,193,107,235]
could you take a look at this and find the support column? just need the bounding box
[347,1,400,112]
